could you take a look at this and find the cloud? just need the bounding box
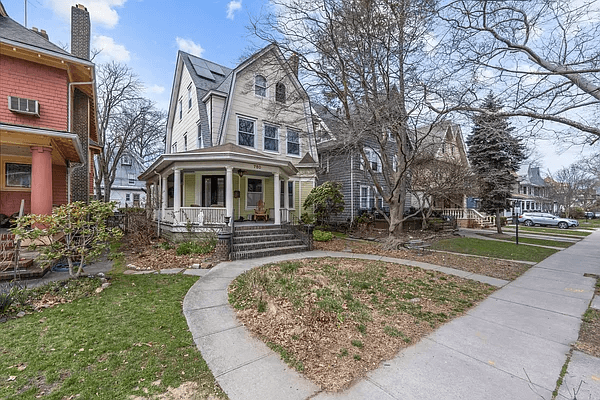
[92,35,130,63]
[176,37,204,57]
[145,84,165,95]
[46,0,126,29]
[226,0,242,20]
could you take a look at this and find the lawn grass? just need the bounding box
[490,235,573,248]
[228,258,494,390]
[0,274,225,400]
[430,237,559,262]
[507,226,592,237]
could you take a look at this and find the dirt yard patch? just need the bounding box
[315,237,530,281]
[229,257,495,391]
[123,237,217,271]
[574,279,600,357]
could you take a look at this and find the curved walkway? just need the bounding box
[184,232,600,400]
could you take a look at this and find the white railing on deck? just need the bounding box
[177,207,227,225]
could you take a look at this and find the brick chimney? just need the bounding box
[31,27,49,40]
[71,4,90,60]
[288,52,299,77]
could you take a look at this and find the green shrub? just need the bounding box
[313,229,333,242]
[175,238,216,255]
[300,213,316,225]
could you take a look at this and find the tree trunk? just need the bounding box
[495,209,503,234]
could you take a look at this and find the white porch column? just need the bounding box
[226,166,234,220]
[173,168,181,221]
[274,172,281,224]
[283,177,289,223]
[161,174,167,220]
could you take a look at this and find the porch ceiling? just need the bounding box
[0,124,83,164]
[140,143,298,181]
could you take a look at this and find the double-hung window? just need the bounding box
[360,186,370,209]
[183,134,188,151]
[197,125,203,149]
[287,129,300,155]
[128,174,135,185]
[255,75,266,97]
[188,87,192,109]
[179,100,182,120]
[264,124,279,152]
[171,142,177,153]
[238,117,255,148]
[360,148,381,172]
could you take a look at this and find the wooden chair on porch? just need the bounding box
[254,200,269,222]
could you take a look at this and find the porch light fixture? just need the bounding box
[237,169,245,177]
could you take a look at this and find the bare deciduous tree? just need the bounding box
[94,62,165,202]
[253,0,462,235]
[547,162,597,216]
[438,0,600,143]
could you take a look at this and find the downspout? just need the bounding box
[153,170,162,236]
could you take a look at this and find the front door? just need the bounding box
[202,176,225,207]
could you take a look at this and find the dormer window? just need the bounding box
[255,75,266,97]
[275,82,286,103]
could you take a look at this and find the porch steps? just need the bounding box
[231,225,308,260]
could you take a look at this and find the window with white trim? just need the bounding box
[125,193,131,202]
[121,155,132,166]
[360,186,370,209]
[264,124,279,152]
[188,87,192,109]
[172,142,177,153]
[386,128,395,142]
[197,125,203,149]
[392,155,398,172]
[183,134,188,151]
[238,117,255,148]
[128,174,135,185]
[360,148,381,172]
[178,99,182,120]
[255,75,266,97]
[247,178,263,208]
[287,129,300,155]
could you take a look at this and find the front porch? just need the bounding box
[140,144,313,233]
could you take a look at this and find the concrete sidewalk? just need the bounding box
[184,232,600,400]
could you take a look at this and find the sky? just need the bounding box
[2,0,596,175]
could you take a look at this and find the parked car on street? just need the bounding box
[518,212,579,229]
[584,212,596,219]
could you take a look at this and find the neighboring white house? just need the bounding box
[109,153,147,208]
[140,44,319,231]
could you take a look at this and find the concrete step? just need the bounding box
[231,244,308,260]
[233,239,305,253]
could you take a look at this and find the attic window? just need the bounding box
[8,96,39,117]
[275,82,286,103]
[121,155,132,166]
[255,75,266,97]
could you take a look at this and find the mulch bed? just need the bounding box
[315,237,530,281]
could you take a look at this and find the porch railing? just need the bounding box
[178,207,227,225]
[162,207,227,225]
[436,208,495,227]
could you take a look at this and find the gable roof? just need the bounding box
[0,12,71,58]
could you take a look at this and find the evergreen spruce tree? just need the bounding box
[467,93,526,233]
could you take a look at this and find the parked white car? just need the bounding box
[518,212,579,229]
